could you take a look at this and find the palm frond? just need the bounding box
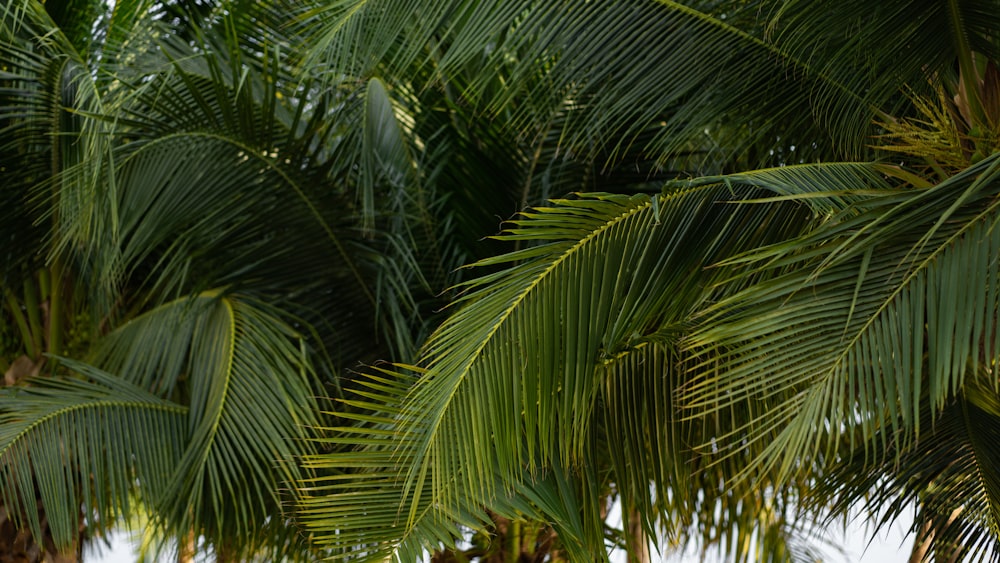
[357,184,816,554]
[299,367,487,561]
[411,165,883,506]
[0,362,187,550]
[299,365,594,561]
[820,374,1000,562]
[685,153,1000,485]
[55,38,382,368]
[90,293,322,555]
[603,341,847,562]
[360,77,416,233]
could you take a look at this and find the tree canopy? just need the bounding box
[2,0,1000,561]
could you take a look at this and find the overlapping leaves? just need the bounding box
[300,164,893,560]
[0,364,187,549]
[0,293,321,557]
[685,155,1000,486]
[298,0,852,166]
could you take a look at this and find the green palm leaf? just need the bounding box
[49,8,388,367]
[409,169,872,509]
[299,366,593,561]
[92,293,321,554]
[685,154,1000,485]
[0,362,187,550]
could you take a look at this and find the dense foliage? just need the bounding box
[2,0,1000,561]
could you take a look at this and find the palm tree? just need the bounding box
[4,0,747,558]
[6,0,603,557]
[0,1,448,559]
[293,0,1000,561]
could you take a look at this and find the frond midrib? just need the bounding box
[405,185,734,522]
[0,397,188,459]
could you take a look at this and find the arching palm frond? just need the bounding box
[0,364,188,550]
[40,6,393,372]
[301,163,893,560]
[95,7,491,365]
[4,292,323,558]
[149,294,321,556]
[685,154,1000,496]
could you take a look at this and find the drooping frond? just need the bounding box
[685,153,1000,486]
[298,365,594,561]
[299,367,490,561]
[65,50,363,305]
[90,293,322,555]
[410,164,885,511]
[36,12,391,370]
[301,180,835,556]
[297,0,866,166]
[0,363,187,550]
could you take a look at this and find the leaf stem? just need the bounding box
[47,260,63,364]
[23,276,42,360]
[4,288,34,359]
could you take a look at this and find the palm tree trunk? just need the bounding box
[429,512,562,562]
[909,507,964,563]
[177,528,196,563]
[0,504,42,562]
[908,520,932,563]
[625,508,650,563]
